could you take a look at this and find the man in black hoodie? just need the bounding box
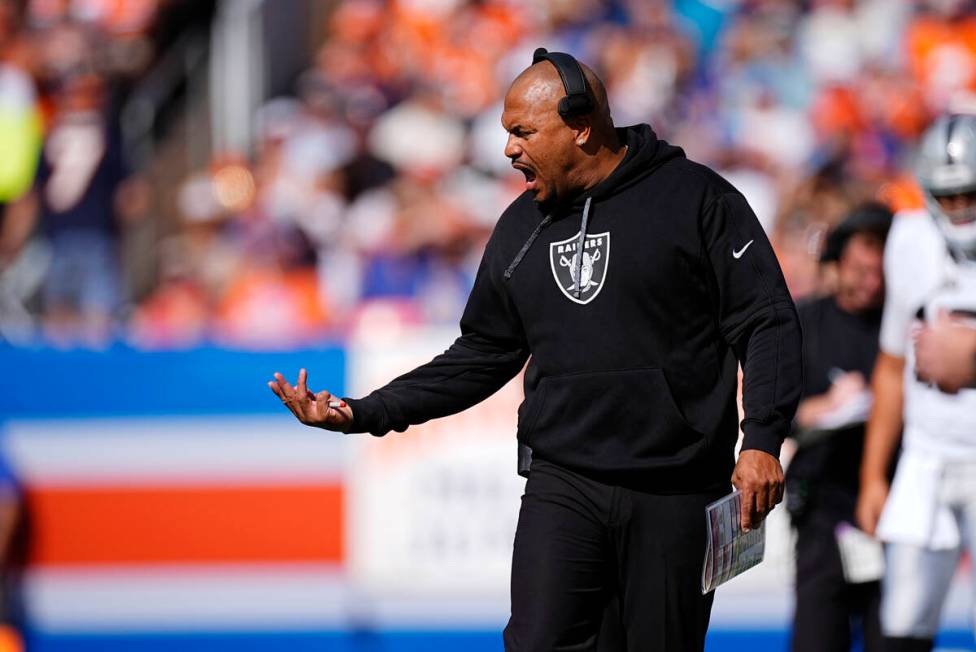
[270,56,802,651]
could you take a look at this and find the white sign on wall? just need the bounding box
[346,327,526,602]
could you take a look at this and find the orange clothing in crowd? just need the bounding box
[906,15,976,109]
[215,268,329,348]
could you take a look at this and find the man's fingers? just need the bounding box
[856,480,889,536]
[268,380,282,399]
[314,390,333,412]
[753,486,769,524]
[271,373,307,421]
[309,389,330,421]
[768,481,781,513]
[270,383,301,419]
[737,477,783,531]
[740,488,755,531]
[269,380,293,408]
[857,501,879,537]
[274,372,306,417]
[733,450,784,531]
[297,368,308,397]
[274,372,295,395]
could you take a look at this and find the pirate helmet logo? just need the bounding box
[549,231,610,304]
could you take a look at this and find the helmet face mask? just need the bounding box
[916,115,976,263]
[931,189,976,223]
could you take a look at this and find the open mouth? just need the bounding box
[513,163,538,190]
[945,206,976,226]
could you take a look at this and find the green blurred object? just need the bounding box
[0,103,41,202]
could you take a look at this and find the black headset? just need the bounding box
[532,47,595,119]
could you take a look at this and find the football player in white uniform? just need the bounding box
[857,114,976,652]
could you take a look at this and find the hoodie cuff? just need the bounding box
[342,394,388,436]
[740,417,787,458]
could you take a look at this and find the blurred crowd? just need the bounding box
[1,0,976,349]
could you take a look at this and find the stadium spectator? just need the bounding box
[0,0,964,357]
[905,0,976,113]
[0,0,44,343]
[786,203,892,652]
[0,1,40,209]
[4,71,144,346]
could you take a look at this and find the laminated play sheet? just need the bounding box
[701,489,766,594]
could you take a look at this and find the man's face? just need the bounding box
[836,232,885,312]
[501,82,580,205]
[934,189,976,226]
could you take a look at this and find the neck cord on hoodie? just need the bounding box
[504,212,554,279]
[573,196,593,299]
[503,196,596,287]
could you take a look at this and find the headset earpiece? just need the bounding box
[532,47,595,119]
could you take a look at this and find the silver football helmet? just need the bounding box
[916,114,976,263]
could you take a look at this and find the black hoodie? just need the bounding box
[345,124,802,492]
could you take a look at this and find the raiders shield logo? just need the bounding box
[549,231,610,304]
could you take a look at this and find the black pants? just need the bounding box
[791,508,883,652]
[503,459,723,652]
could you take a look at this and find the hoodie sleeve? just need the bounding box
[343,234,529,436]
[701,191,802,458]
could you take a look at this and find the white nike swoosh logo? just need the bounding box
[732,240,754,259]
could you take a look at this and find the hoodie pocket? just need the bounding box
[520,367,707,469]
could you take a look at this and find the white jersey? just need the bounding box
[877,212,976,549]
[879,210,976,459]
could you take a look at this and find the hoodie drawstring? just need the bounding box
[504,213,553,280]
[503,196,593,289]
[573,197,593,299]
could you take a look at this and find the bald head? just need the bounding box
[507,60,614,136]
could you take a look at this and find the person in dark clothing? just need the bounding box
[2,72,147,345]
[787,203,892,652]
[270,52,802,651]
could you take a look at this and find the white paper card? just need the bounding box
[835,521,885,584]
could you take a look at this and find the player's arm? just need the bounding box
[855,351,904,535]
[341,323,528,436]
[701,192,803,530]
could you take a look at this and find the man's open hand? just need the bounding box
[731,449,784,531]
[268,368,353,432]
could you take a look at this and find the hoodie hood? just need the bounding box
[505,123,685,286]
[570,123,684,206]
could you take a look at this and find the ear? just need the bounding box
[568,116,592,147]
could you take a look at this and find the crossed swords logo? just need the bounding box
[559,249,601,293]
